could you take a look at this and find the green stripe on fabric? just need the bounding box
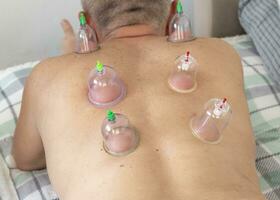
[259,176,273,191]
[0,119,16,139]
[247,99,258,113]
[261,171,280,189]
[14,172,33,186]
[263,140,280,154]
[245,75,268,86]
[253,118,280,135]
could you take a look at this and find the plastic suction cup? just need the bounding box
[88,61,126,108]
[168,51,198,93]
[168,1,195,43]
[76,12,99,54]
[190,98,232,144]
[101,110,139,156]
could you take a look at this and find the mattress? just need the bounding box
[0,35,279,200]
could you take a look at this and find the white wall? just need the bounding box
[0,0,81,69]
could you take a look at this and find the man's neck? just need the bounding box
[103,25,160,41]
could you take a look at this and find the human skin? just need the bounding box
[12,34,265,199]
[191,114,221,143]
[89,84,121,103]
[168,72,195,92]
[104,128,136,154]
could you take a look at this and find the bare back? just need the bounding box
[30,37,264,199]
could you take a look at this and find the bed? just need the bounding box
[0,35,279,200]
[1,0,280,199]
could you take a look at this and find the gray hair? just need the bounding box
[81,0,170,37]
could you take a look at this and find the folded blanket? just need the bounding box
[239,0,280,91]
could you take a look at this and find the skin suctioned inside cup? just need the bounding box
[105,128,136,154]
[192,117,221,143]
[91,84,121,103]
[169,72,195,91]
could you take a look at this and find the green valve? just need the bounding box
[96,60,104,72]
[79,12,87,26]
[107,110,116,122]
[176,0,183,14]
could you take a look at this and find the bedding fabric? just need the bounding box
[0,62,59,200]
[0,36,280,199]
[0,153,18,200]
[224,35,280,200]
[239,0,280,91]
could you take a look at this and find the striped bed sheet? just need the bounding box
[0,35,279,200]
[0,63,58,200]
[224,35,280,199]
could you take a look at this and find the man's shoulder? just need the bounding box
[29,54,76,80]
[25,54,76,93]
[32,54,75,73]
[145,37,237,56]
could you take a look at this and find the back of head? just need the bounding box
[81,0,170,37]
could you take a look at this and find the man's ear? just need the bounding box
[165,0,177,35]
